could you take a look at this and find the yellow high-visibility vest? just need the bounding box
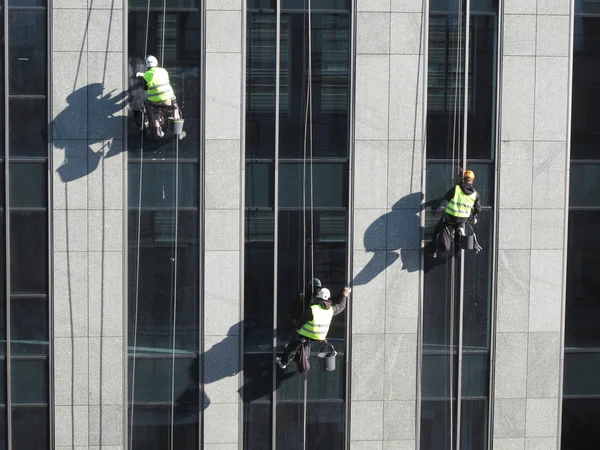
[445,185,477,218]
[299,304,334,341]
[143,67,174,103]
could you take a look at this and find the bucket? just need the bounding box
[168,117,185,135]
[461,234,474,250]
[317,341,337,372]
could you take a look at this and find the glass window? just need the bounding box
[11,406,48,450]
[9,98,47,158]
[570,164,600,207]
[10,211,47,294]
[246,163,274,209]
[129,405,199,450]
[8,11,46,95]
[129,163,199,209]
[10,297,48,356]
[11,359,48,403]
[9,162,46,208]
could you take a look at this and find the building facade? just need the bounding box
[0,0,596,448]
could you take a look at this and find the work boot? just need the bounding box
[276,357,287,369]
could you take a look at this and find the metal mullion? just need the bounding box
[198,0,205,447]
[271,1,280,448]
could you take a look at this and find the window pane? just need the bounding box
[281,0,350,10]
[11,359,48,403]
[460,399,488,449]
[0,407,5,450]
[243,402,271,450]
[8,11,47,95]
[570,164,600,207]
[11,297,48,356]
[421,401,452,450]
[279,163,347,208]
[11,406,48,450]
[129,163,198,208]
[9,162,46,208]
[0,360,5,404]
[9,99,47,158]
[305,402,344,450]
[10,211,47,294]
[246,163,274,209]
[564,353,600,396]
[129,357,198,404]
[129,405,198,450]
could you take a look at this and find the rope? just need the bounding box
[161,0,167,65]
[129,0,151,447]
[170,136,180,450]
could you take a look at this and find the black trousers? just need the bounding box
[431,213,468,246]
[282,333,308,365]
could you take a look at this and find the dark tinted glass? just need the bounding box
[430,0,498,13]
[243,402,271,450]
[8,11,46,95]
[421,401,453,449]
[571,16,600,159]
[0,407,5,450]
[0,361,5,403]
[129,163,199,208]
[11,359,48,403]
[279,163,347,208]
[460,400,488,448]
[11,406,48,450]
[9,162,46,208]
[129,405,199,450]
[564,352,600,396]
[282,0,350,10]
[562,398,600,449]
[246,163,274,208]
[129,357,198,403]
[10,297,48,356]
[305,402,344,450]
[10,211,47,294]
[570,164,600,207]
[9,98,47,158]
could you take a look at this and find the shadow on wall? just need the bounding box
[352,192,450,285]
[53,82,129,183]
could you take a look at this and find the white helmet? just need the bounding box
[317,288,330,301]
[145,55,158,68]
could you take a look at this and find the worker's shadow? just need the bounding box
[54,83,129,183]
[354,192,444,285]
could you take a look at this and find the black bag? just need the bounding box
[436,225,453,253]
[294,339,311,373]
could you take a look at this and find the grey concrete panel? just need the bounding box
[537,0,571,15]
[382,441,415,450]
[205,53,242,140]
[385,252,419,333]
[87,53,125,141]
[352,251,387,333]
[391,0,423,12]
[88,141,123,210]
[88,210,123,251]
[355,141,389,210]
[53,10,88,52]
[387,210,420,250]
[352,442,383,450]
[53,143,89,208]
[88,10,123,52]
[206,10,242,53]
[90,0,123,11]
[534,141,566,173]
[204,403,239,444]
[503,15,536,56]
[350,401,384,441]
[499,141,534,209]
[494,333,528,399]
[355,55,390,140]
[529,250,563,332]
[88,404,123,446]
[494,439,526,450]
[54,209,89,252]
[384,334,417,400]
[53,52,88,140]
[389,55,423,141]
[205,210,240,251]
[532,141,567,209]
[89,252,123,337]
[390,13,423,55]
[534,57,569,141]
[525,398,558,437]
[383,400,416,440]
[357,13,390,55]
[206,0,240,8]
[54,252,89,338]
[55,405,89,447]
[204,446,239,450]
[531,209,564,249]
[204,335,239,403]
[498,209,532,250]
[54,337,89,406]
[504,0,536,14]
[88,337,124,405]
[497,250,531,333]
[500,57,535,141]
[494,398,527,438]
[526,437,557,450]
[536,15,570,57]
[358,0,389,12]
[526,332,560,398]
[354,209,388,251]
[205,251,240,336]
[351,334,385,401]
[205,140,241,209]
[54,0,85,8]
[387,140,422,210]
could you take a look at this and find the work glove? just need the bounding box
[136,72,144,78]
[472,217,478,224]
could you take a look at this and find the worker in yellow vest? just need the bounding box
[277,286,351,370]
[136,55,176,137]
[430,169,481,257]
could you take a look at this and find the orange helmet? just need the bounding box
[463,170,475,181]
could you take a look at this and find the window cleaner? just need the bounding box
[136,55,183,138]
[430,169,481,258]
[277,286,351,372]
